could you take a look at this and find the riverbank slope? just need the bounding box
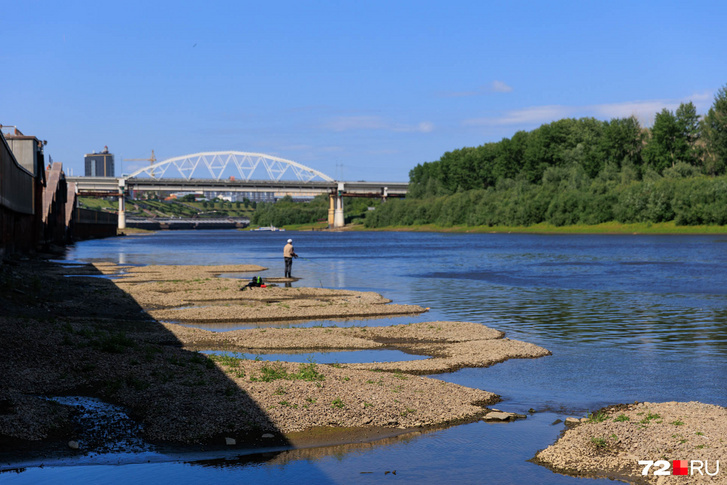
[340,221,727,235]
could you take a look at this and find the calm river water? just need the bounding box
[5,230,727,484]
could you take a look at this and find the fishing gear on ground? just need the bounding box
[240,275,266,291]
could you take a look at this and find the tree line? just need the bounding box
[252,194,381,227]
[365,85,727,228]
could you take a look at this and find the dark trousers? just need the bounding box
[284,257,293,278]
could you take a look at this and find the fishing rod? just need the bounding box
[297,256,322,265]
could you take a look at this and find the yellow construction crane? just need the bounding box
[124,150,157,176]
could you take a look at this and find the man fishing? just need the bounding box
[283,238,298,278]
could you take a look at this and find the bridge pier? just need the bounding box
[118,179,126,230]
[333,182,345,228]
[328,193,335,226]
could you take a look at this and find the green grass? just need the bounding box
[249,362,325,382]
[614,414,630,422]
[250,363,289,382]
[591,437,609,449]
[78,197,117,210]
[586,411,610,423]
[294,363,326,381]
[279,222,329,231]
[92,332,136,353]
[359,221,727,235]
[208,354,246,375]
[400,407,416,417]
[640,412,662,424]
[189,353,216,369]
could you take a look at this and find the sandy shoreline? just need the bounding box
[0,259,548,452]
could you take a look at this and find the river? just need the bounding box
[5,230,727,484]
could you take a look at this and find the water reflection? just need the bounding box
[411,277,727,356]
[0,414,626,485]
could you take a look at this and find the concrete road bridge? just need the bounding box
[68,151,408,229]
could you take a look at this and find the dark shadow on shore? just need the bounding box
[0,257,290,464]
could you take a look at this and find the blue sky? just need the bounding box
[2,1,726,181]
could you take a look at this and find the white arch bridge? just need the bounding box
[68,151,408,229]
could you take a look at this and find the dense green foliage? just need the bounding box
[252,194,381,227]
[367,86,727,228]
[252,195,328,226]
[702,86,727,175]
[78,197,253,219]
[366,169,727,227]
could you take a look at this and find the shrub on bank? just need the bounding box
[364,174,727,229]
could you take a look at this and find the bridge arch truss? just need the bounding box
[125,151,334,183]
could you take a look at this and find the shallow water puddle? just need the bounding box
[200,349,430,364]
[44,396,152,455]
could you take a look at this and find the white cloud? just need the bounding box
[465,91,716,129]
[325,116,434,133]
[590,100,679,125]
[442,80,513,97]
[688,91,713,105]
[465,105,574,126]
[589,91,714,126]
[416,121,434,133]
[490,80,513,93]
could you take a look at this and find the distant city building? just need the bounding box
[84,146,115,177]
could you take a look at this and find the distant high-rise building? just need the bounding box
[84,146,114,177]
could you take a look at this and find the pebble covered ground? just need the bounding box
[0,259,547,452]
[536,401,727,484]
